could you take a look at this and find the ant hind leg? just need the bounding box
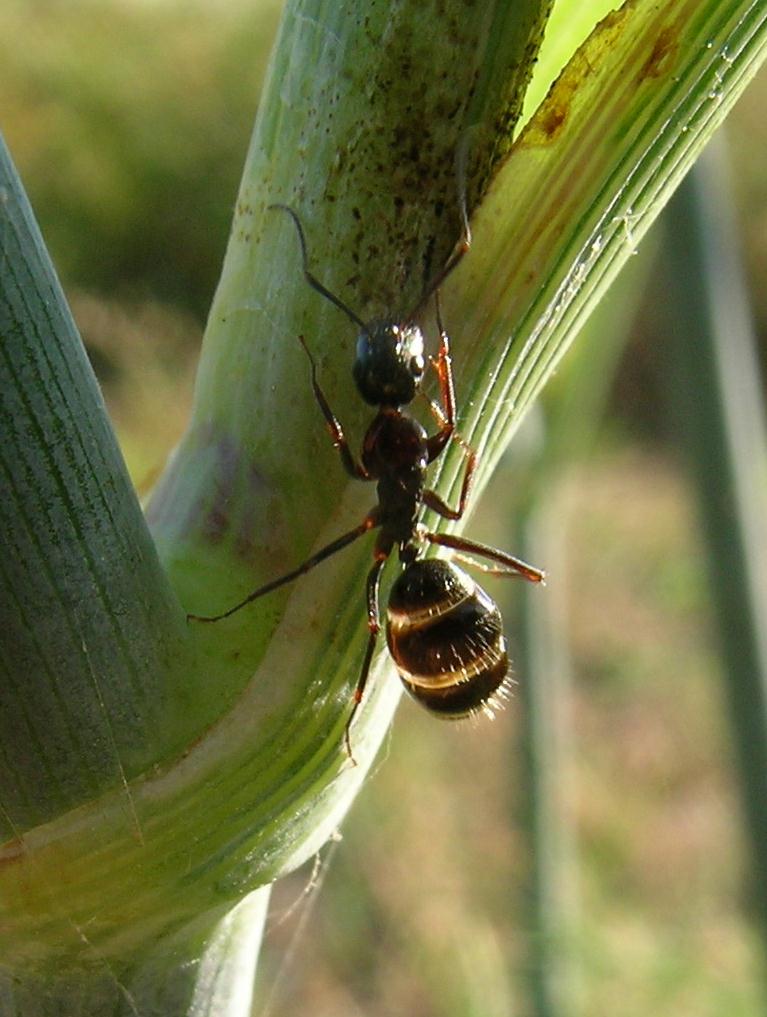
[423,530,545,585]
[344,554,387,763]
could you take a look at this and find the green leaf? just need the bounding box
[0,133,193,831]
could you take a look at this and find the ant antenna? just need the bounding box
[411,137,473,318]
[268,203,367,332]
[454,130,473,250]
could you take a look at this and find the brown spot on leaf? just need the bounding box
[540,102,568,140]
[0,837,24,865]
[639,26,680,81]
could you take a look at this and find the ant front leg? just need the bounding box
[298,335,370,481]
[423,293,478,518]
[425,293,457,463]
[344,554,387,762]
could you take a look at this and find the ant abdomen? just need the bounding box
[386,558,510,718]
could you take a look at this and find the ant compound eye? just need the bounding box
[410,354,425,378]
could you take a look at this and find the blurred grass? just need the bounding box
[2,0,281,320]
[2,0,767,1014]
[263,445,762,1017]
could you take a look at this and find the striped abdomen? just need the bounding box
[386,559,510,717]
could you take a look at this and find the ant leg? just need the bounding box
[344,554,386,761]
[425,295,457,462]
[422,438,477,521]
[298,335,370,480]
[299,333,369,480]
[425,294,476,466]
[423,315,478,521]
[423,530,546,584]
[188,510,379,622]
[421,135,469,449]
[423,302,476,518]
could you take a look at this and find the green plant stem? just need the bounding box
[0,0,554,1004]
[0,886,270,1017]
[517,497,580,1017]
[663,135,767,940]
[1,0,766,1010]
[0,133,191,832]
[513,244,657,1017]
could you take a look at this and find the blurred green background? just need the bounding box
[3,1,767,1014]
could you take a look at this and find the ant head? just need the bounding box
[353,321,425,407]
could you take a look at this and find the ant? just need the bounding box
[189,202,545,758]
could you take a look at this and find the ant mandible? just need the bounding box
[189,201,545,759]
